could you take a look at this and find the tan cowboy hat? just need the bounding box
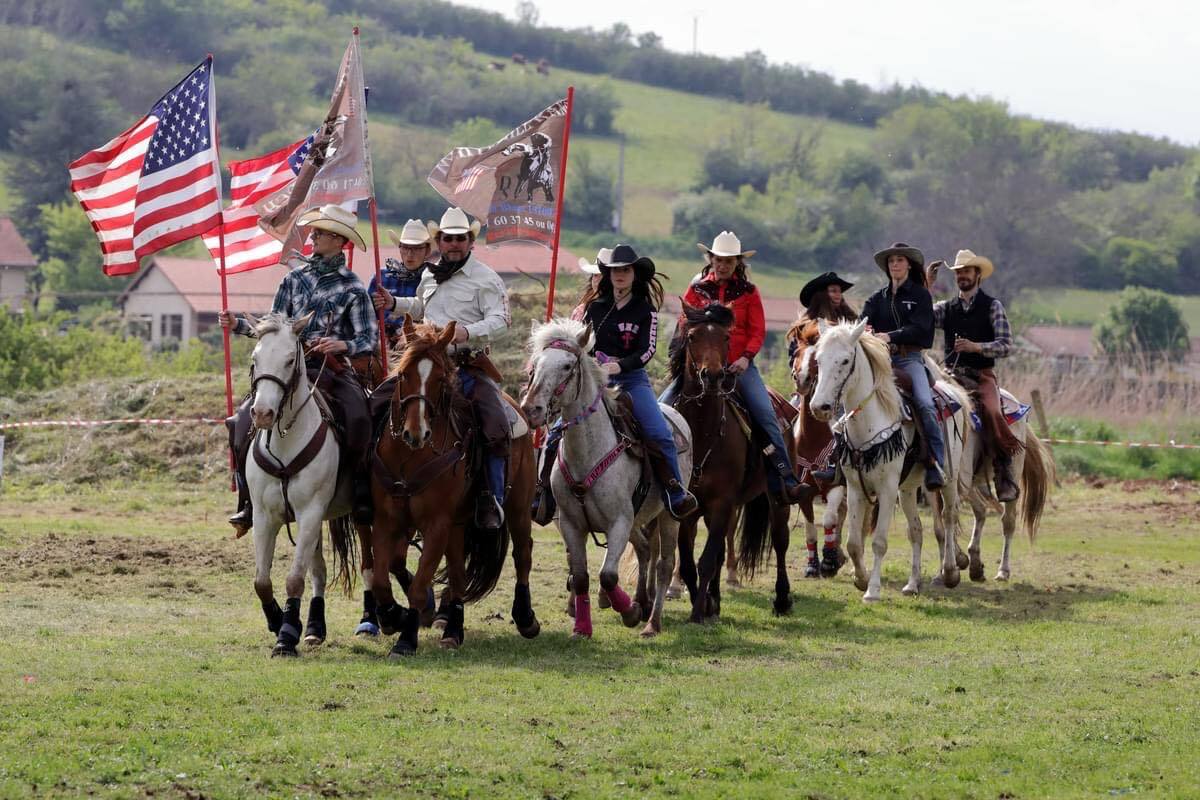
[950,249,995,280]
[388,218,433,248]
[297,204,366,250]
[427,206,482,239]
[873,242,925,274]
[697,230,756,259]
[578,247,611,275]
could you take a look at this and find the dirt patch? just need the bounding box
[2,531,246,580]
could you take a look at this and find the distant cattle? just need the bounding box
[512,53,527,65]
[536,58,550,76]
[488,61,506,71]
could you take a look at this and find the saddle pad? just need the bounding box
[501,393,530,439]
[768,387,800,427]
[899,382,961,423]
[659,404,692,455]
[971,388,1032,432]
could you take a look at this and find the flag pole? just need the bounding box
[545,85,574,321]
[368,197,388,371]
[212,53,237,487]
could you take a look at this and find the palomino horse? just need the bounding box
[788,319,849,579]
[669,303,794,621]
[243,312,356,657]
[810,319,971,602]
[521,318,691,638]
[356,316,540,657]
[960,400,1055,581]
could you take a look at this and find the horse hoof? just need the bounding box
[862,592,881,603]
[955,550,970,570]
[439,636,462,650]
[640,623,660,638]
[570,630,592,640]
[619,603,642,628]
[943,569,961,589]
[388,640,417,659]
[517,617,542,640]
[271,643,299,658]
[804,562,820,579]
[665,586,682,600]
[995,570,1010,582]
[929,574,945,588]
[597,590,611,610]
[355,621,380,637]
[854,577,869,592]
[773,597,793,616]
[902,583,920,596]
[303,634,325,647]
[969,565,986,582]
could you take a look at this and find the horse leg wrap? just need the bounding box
[824,526,838,546]
[361,590,378,623]
[278,598,302,647]
[262,598,284,634]
[304,596,326,641]
[573,595,593,637]
[606,584,633,614]
[512,583,534,627]
[443,601,466,645]
[377,602,409,636]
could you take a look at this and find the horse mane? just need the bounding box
[669,302,734,381]
[252,312,291,338]
[392,321,453,379]
[858,332,901,418]
[530,317,617,414]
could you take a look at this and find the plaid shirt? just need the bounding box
[933,292,1013,359]
[234,253,379,356]
[369,259,426,333]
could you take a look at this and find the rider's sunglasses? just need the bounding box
[439,233,469,243]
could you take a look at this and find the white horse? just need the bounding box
[810,319,971,602]
[244,312,357,657]
[521,318,692,638]
[960,400,1056,581]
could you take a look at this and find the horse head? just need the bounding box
[521,317,593,427]
[249,311,312,430]
[391,314,456,450]
[677,302,734,396]
[789,319,822,397]
[810,318,868,421]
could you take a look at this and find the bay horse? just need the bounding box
[787,319,849,578]
[242,312,356,657]
[354,315,540,657]
[668,303,794,622]
[810,319,971,602]
[960,397,1055,581]
[521,318,690,638]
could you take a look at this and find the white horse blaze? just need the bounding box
[415,358,433,441]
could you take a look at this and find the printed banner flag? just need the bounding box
[428,97,567,248]
[68,57,222,276]
[202,135,311,274]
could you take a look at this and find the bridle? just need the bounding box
[387,353,458,454]
[677,331,737,404]
[533,339,603,429]
[250,338,321,437]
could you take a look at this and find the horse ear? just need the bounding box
[817,318,830,336]
[850,318,868,341]
[402,313,417,337]
[291,311,315,335]
[576,323,592,350]
[244,312,260,331]
[437,320,457,347]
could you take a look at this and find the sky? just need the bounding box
[457,0,1200,144]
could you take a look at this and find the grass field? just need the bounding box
[1,472,1198,798]
[1010,287,1200,331]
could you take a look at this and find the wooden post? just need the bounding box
[1030,388,1050,438]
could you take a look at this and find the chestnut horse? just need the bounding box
[668,303,794,621]
[347,316,540,657]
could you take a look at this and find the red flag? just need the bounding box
[428,97,567,248]
[202,137,309,274]
[69,57,222,276]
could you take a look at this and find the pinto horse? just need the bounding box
[787,319,849,578]
[668,303,794,621]
[351,316,540,657]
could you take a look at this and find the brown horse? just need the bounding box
[788,319,849,578]
[668,303,794,621]
[350,316,540,657]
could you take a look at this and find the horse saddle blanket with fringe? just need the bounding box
[969,388,1031,432]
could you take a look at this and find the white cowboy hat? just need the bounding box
[427,206,482,239]
[388,218,433,248]
[950,249,995,280]
[577,247,611,275]
[297,204,366,250]
[697,230,756,259]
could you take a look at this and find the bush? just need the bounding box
[1093,287,1189,361]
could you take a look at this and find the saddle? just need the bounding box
[891,362,962,480]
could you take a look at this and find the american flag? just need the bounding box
[202,135,313,274]
[69,58,222,277]
[454,165,491,193]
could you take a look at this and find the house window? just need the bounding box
[129,315,153,341]
[161,314,183,340]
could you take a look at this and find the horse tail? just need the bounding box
[736,494,772,580]
[461,522,511,603]
[619,536,641,587]
[327,515,358,596]
[1020,433,1055,544]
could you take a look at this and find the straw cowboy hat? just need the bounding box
[387,218,433,248]
[698,230,756,259]
[427,206,482,239]
[297,204,366,250]
[599,243,656,283]
[799,271,854,308]
[873,241,925,274]
[578,247,611,275]
[949,249,995,280]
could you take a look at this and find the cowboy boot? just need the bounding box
[476,453,507,532]
[924,460,946,491]
[530,434,560,526]
[994,453,1020,503]
[226,411,254,534]
[646,444,698,519]
[228,471,253,533]
[812,435,843,484]
[765,445,816,505]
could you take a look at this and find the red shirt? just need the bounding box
[682,273,766,361]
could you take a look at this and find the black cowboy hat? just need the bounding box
[599,243,656,283]
[799,272,854,308]
[873,242,925,274]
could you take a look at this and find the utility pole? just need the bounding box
[692,15,698,55]
[613,133,625,234]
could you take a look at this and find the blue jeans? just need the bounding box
[736,363,796,487]
[893,353,945,467]
[611,369,686,490]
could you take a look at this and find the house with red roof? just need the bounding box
[0,217,37,313]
